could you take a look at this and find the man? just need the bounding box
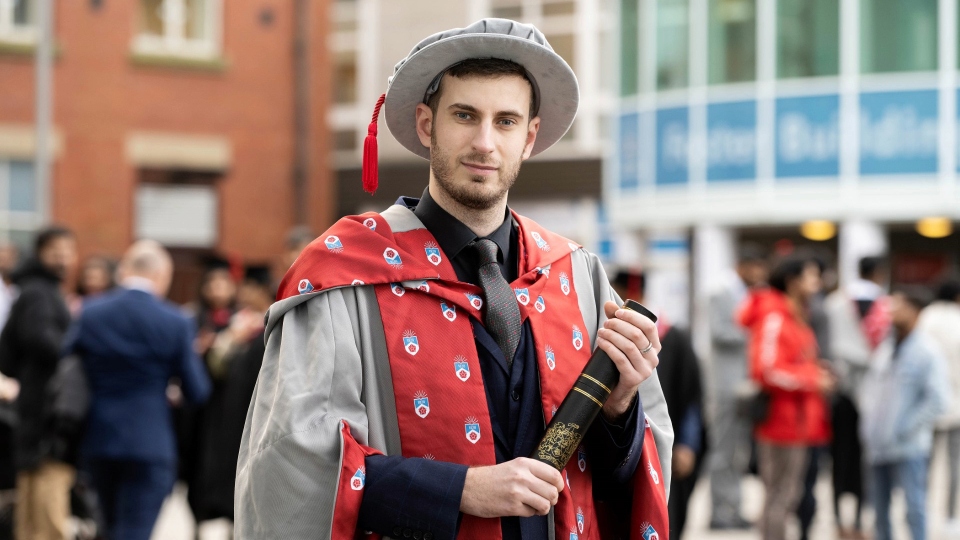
[0,226,77,540]
[824,256,890,539]
[612,269,703,540]
[707,244,767,530]
[917,280,960,532]
[860,286,950,540]
[236,20,673,540]
[64,240,211,540]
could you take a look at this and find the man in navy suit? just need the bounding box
[64,240,211,540]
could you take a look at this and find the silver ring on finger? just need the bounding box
[640,341,654,354]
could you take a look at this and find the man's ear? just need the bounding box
[415,104,433,149]
[521,116,541,160]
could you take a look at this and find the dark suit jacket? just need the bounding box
[64,287,211,464]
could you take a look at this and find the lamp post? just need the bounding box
[34,0,53,223]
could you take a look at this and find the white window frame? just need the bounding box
[0,159,44,243]
[0,0,38,45]
[133,0,222,59]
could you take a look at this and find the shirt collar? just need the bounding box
[122,276,157,295]
[413,187,513,263]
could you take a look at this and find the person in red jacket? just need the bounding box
[739,254,836,540]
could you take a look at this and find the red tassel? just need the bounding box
[362,93,386,194]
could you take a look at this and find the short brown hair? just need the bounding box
[425,58,536,119]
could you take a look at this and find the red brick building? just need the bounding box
[0,0,332,301]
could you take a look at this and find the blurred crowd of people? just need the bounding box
[0,219,955,540]
[0,225,314,540]
[618,247,957,540]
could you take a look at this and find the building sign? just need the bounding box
[656,107,688,186]
[619,112,640,190]
[775,95,840,178]
[860,90,938,175]
[707,101,756,182]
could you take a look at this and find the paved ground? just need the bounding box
[152,435,960,540]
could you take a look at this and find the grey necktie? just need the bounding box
[470,238,522,365]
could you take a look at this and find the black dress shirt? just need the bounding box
[357,190,644,540]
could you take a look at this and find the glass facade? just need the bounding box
[620,0,639,96]
[777,0,839,78]
[657,0,688,90]
[708,0,756,84]
[861,0,937,73]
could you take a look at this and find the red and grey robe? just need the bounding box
[235,204,674,540]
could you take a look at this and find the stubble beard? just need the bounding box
[430,128,522,210]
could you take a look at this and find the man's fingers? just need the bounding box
[603,316,660,354]
[596,336,639,384]
[523,458,565,492]
[525,476,560,507]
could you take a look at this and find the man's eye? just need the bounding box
[455,112,471,120]
[499,119,516,126]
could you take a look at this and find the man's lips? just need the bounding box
[461,162,498,174]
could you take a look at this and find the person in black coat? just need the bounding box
[0,226,78,540]
[612,269,706,540]
[194,265,272,526]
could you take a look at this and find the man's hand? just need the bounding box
[460,458,565,518]
[596,301,661,421]
[817,366,837,395]
[672,445,696,479]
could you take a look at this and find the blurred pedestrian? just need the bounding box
[0,243,21,332]
[0,226,78,540]
[613,269,704,540]
[63,240,211,540]
[739,254,835,540]
[824,256,890,539]
[917,279,960,533]
[75,256,116,300]
[178,256,237,524]
[193,265,272,534]
[708,244,767,530]
[860,286,950,540]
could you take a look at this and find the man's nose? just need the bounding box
[471,122,496,154]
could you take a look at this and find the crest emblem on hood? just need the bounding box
[454,356,470,382]
[441,302,456,321]
[465,417,481,444]
[383,247,402,267]
[350,467,365,490]
[424,242,442,266]
[413,391,430,419]
[324,235,343,253]
[515,288,530,305]
[402,330,419,356]
[531,231,550,251]
[466,293,483,310]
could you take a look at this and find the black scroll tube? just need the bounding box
[531,300,658,471]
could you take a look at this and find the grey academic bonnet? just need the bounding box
[383,18,580,160]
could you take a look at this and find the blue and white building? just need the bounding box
[609,0,959,337]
